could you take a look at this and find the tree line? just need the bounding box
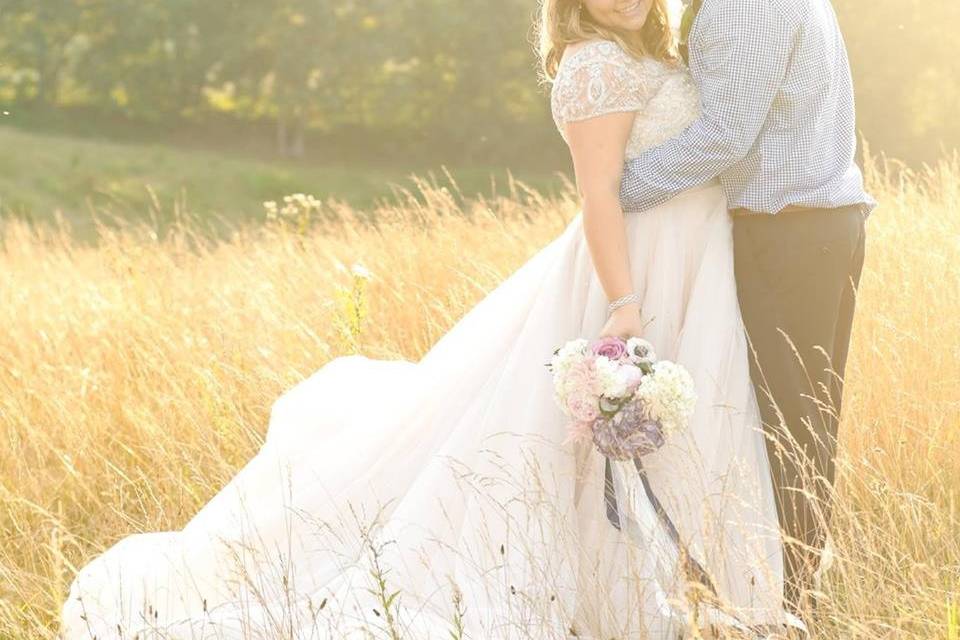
[0,0,955,165]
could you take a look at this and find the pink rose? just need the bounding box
[591,336,628,361]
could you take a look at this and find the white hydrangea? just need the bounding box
[635,360,697,434]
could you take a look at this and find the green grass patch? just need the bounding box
[0,125,569,241]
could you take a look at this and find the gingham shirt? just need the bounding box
[619,0,876,215]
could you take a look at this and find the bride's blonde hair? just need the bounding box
[534,0,676,82]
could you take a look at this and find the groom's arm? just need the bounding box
[619,0,795,213]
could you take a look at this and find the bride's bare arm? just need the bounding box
[564,111,644,334]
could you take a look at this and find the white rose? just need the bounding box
[594,355,628,398]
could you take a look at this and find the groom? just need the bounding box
[618,0,874,627]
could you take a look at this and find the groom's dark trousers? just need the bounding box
[732,203,866,615]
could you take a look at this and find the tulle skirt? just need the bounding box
[61,181,786,639]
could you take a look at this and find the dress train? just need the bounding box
[61,182,786,639]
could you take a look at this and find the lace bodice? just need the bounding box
[550,39,700,159]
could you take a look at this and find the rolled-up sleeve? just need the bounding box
[618,0,795,213]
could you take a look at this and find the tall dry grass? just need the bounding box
[0,157,957,639]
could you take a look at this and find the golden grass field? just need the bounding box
[0,154,958,639]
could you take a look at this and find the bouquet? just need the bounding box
[546,336,697,460]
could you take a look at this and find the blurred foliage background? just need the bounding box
[0,0,550,165]
[0,0,956,225]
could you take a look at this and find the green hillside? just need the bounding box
[0,125,567,240]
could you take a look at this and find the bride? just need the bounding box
[61,1,799,638]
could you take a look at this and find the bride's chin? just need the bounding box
[612,15,650,32]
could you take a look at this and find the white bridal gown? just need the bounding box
[61,39,788,639]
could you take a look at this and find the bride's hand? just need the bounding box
[598,302,645,340]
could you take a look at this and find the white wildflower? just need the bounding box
[351,262,372,280]
[263,201,279,220]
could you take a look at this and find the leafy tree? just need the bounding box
[0,0,957,164]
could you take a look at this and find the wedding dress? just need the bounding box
[60,39,788,639]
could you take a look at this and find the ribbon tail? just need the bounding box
[603,455,772,639]
[603,456,622,530]
[631,456,718,596]
[604,455,714,592]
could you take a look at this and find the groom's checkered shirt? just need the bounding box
[619,0,876,216]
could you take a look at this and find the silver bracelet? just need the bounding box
[608,292,641,315]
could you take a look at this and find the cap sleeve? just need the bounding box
[550,39,650,135]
